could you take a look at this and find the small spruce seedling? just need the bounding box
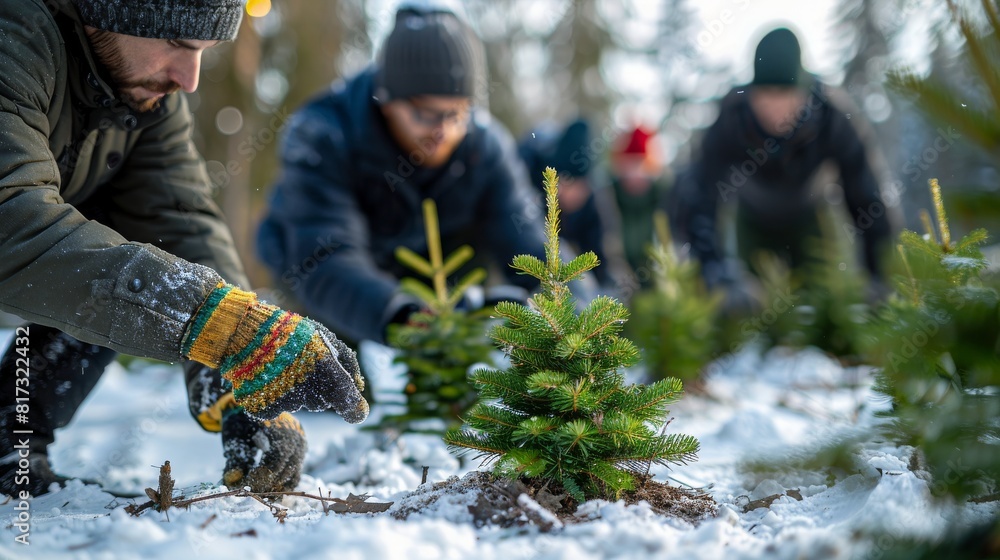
[383,199,496,432]
[445,168,699,502]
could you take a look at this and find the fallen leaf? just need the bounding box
[327,493,393,514]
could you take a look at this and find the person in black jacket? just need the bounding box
[518,118,625,292]
[684,27,893,309]
[257,5,546,346]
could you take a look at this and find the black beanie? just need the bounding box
[375,7,480,101]
[752,28,804,86]
[551,119,592,178]
[74,0,245,41]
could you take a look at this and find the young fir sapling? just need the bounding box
[445,168,700,502]
[627,211,722,383]
[382,199,497,432]
[751,215,872,360]
[866,1,1000,551]
[866,179,1000,500]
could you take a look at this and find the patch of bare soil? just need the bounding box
[392,471,717,532]
[625,474,719,521]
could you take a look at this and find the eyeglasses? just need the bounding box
[407,102,470,128]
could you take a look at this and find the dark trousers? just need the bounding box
[736,204,823,275]
[0,324,117,456]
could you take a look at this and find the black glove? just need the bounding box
[221,407,307,492]
[866,277,892,306]
[720,280,764,318]
[702,260,763,318]
[184,361,232,432]
[184,362,306,492]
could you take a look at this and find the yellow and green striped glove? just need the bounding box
[182,283,368,423]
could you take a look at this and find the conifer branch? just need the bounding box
[930,179,952,252]
[542,167,561,280]
[442,245,475,278]
[395,247,435,278]
[472,370,537,402]
[423,199,447,303]
[466,404,525,430]
[947,0,1000,111]
[983,0,1000,42]
[885,67,1000,153]
[919,209,938,247]
[443,432,507,458]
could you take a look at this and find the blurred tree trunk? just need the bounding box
[464,0,524,137]
[547,0,612,127]
[191,2,348,289]
[189,16,260,286]
[481,25,524,136]
[280,0,346,110]
[835,0,906,223]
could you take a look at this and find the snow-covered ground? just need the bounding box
[0,330,995,559]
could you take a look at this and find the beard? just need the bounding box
[87,29,179,113]
[414,133,453,168]
[398,126,464,168]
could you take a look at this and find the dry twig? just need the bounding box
[125,487,393,519]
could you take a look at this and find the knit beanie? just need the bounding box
[550,119,592,178]
[752,28,804,87]
[375,7,481,101]
[74,0,245,41]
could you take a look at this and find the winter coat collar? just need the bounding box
[723,79,830,151]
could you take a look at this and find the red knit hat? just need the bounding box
[616,126,653,156]
[612,126,662,176]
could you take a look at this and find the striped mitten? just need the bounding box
[182,283,368,423]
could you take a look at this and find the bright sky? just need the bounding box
[689,0,844,83]
[690,0,946,83]
[364,0,941,143]
[370,0,938,81]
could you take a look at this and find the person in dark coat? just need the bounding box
[0,0,367,498]
[257,6,547,346]
[517,119,626,292]
[684,27,893,308]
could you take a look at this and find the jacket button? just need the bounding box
[121,114,138,130]
[106,152,122,169]
[128,278,144,292]
[86,72,101,90]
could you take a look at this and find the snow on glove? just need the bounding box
[221,407,306,492]
[181,283,368,423]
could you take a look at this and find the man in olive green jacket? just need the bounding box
[0,0,368,497]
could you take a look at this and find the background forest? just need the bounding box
[191,0,999,292]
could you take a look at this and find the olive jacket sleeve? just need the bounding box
[0,5,223,361]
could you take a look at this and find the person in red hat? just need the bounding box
[609,125,671,292]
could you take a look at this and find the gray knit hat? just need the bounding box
[74,0,245,41]
[375,6,481,101]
